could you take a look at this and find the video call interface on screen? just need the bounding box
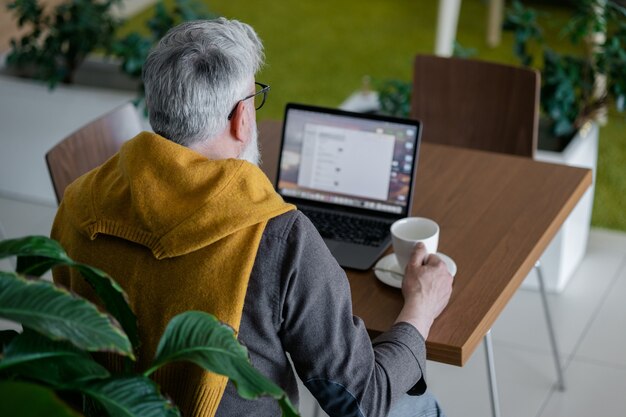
[278,108,419,215]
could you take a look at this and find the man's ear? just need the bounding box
[229,101,248,144]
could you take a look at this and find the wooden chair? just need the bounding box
[257,120,283,185]
[45,102,143,203]
[410,55,540,158]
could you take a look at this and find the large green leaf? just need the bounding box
[0,236,74,276]
[74,264,139,349]
[0,329,109,385]
[0,236,139,349]
[148,311,299,417]
[0,380,83,417]
[0,272,133,358]
[79,376,180,417]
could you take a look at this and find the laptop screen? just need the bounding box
[276,103,421,216]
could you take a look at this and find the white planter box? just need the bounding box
[522,122,598,293]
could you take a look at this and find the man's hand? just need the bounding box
[394,242,453,339]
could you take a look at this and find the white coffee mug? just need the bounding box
[391,217,439,270]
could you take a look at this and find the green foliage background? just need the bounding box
[120,0,626,231]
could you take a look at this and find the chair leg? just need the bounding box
[535,261,566,391]
[484,329,501,417]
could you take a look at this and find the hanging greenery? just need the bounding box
[504,0,626,138]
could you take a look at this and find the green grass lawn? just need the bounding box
[121,0,626,231]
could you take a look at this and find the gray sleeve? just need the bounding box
[277,212,427,417]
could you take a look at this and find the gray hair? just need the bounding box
[142,18,264,146]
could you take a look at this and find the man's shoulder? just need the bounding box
[263,209,316,241]
[259,209,336,273]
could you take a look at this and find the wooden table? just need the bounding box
[258,120,592,367]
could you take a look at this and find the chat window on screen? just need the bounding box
[296,123,395,200]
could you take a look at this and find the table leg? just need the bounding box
[535,261,566,391]
[484,329,501,417]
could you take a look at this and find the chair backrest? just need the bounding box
[257,119,282,185]
[410,55,540,158]
[46,102,143,203]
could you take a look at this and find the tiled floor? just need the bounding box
[2,72,626,417]
[425,229,626,417]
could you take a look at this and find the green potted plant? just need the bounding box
[0,236,298,417]
[4,0,212,100]
[503,0,626,292]
[5,0,122,87]
[503,0,626,149]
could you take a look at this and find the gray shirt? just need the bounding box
[215,210,427,417]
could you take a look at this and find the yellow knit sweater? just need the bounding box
[51,131,294,416]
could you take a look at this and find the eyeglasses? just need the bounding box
[227,82,270,120]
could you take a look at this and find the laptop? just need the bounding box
[275,103,422,270]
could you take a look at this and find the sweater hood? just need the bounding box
[62,131,293,259]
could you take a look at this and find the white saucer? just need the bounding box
[374,252,457,289]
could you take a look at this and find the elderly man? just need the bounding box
[51,18,453,417]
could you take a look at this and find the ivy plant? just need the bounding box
[0,236,299,417]
[504,0,626,138]
[376,79,412,118]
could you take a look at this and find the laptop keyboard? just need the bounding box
[301,208,393,247]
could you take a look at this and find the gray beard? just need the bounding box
[238,123,260,166]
